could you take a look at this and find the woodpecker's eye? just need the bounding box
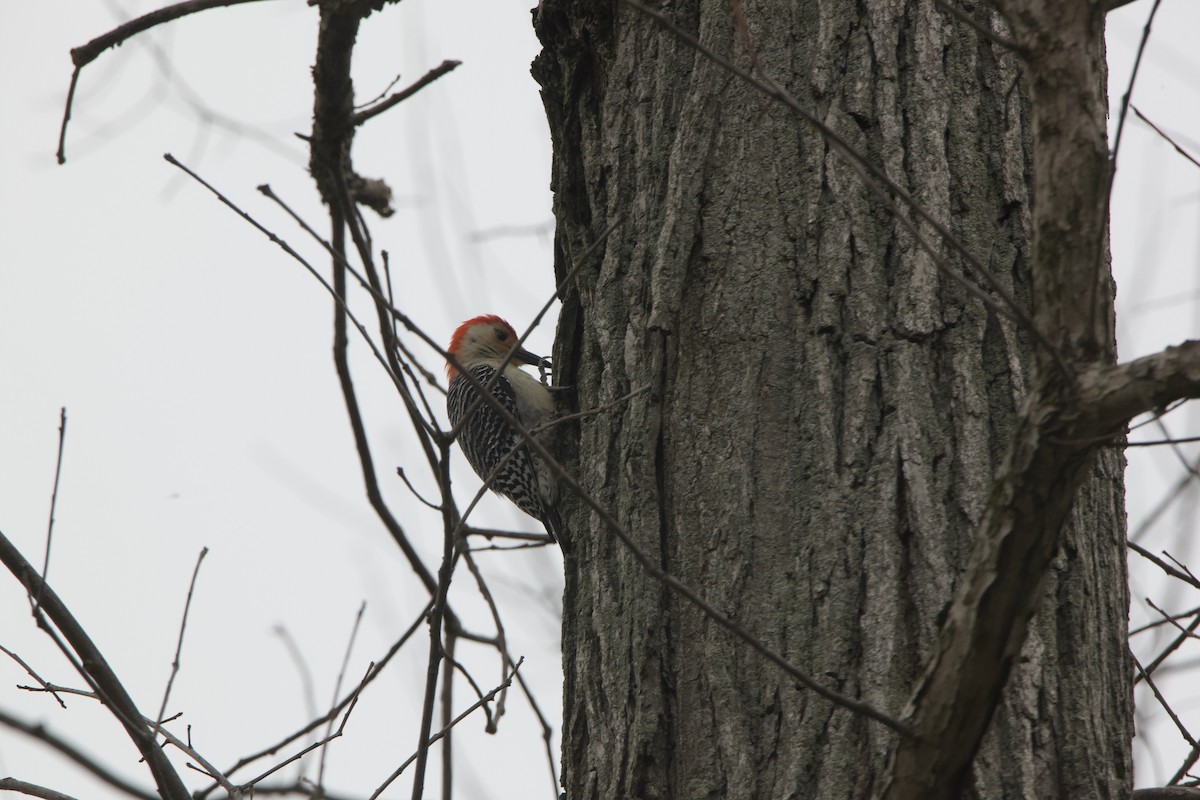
[495,328,509,342]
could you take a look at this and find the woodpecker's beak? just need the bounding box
[512,346,545,367]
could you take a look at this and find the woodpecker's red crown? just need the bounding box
[446,315,542,379]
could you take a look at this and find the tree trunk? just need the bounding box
[533,2,1131,798]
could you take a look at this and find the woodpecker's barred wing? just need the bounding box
[447,364,555,540]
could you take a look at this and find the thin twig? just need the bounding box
[143,717,236,794]
[1154,418,1200,481]
[396,467,443,510]
[1129,541,1200,591]
[1137,602,1200,682]
[1124,435,1200,448]
[1135,655,1199,749]
[356,74,405,111]
[316,602,368,790]
[1132,105,1200,172]
[1111,0,1163,165]
[1132,604,1200,636]
[371,658,525,800]
[1164,552,1200,585]
[351,60,462,128]
[16,682,95,700]
[167,159,446,607]
[459,548,512,731]
[199,601,432,797]
[155,546,209,737]
[244,662,371,791]
[531,384,650,431]
[442,649,495,730]
[1169,745,1200,787]
[0,644,67,708]
[1092,0,1164,345]
[162,158,404,403]
[35,408,68,612]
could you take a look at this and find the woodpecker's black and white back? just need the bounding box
[446,315,564,549]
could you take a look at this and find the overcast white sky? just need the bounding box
[1,1,1199,797]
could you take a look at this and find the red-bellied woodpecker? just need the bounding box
[446,315,564,548]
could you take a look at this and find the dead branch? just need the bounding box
[351,60,462,128]
[57,0,279,163]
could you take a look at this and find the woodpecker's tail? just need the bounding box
[542,507,568,553]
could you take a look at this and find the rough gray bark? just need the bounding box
[534,1,1130,799]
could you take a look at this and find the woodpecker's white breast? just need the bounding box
[498,361,555,428]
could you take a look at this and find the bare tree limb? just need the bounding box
[1076,342,1200,433]
[0,530,189,800]
[57,0,281,163]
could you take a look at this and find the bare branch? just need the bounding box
[155,546,209,736]
[1132,105,1200,172]
[1129,542,1200,591]
[1076,342,1200,436]
[199,600,432,797]
[0,530,189,800]
[351,60,462,128]
[35,408,67,612]
[1138,602,1200,682]
[0,778,79,800]
[371,658,525,800]
[143,717,236,793]
[57,0,280,163]
[242,662,371,792]
[0,643,67,708]
[1135,656,1199,750]
[317,602,368,790]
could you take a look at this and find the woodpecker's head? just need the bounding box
[446,315,544,379]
